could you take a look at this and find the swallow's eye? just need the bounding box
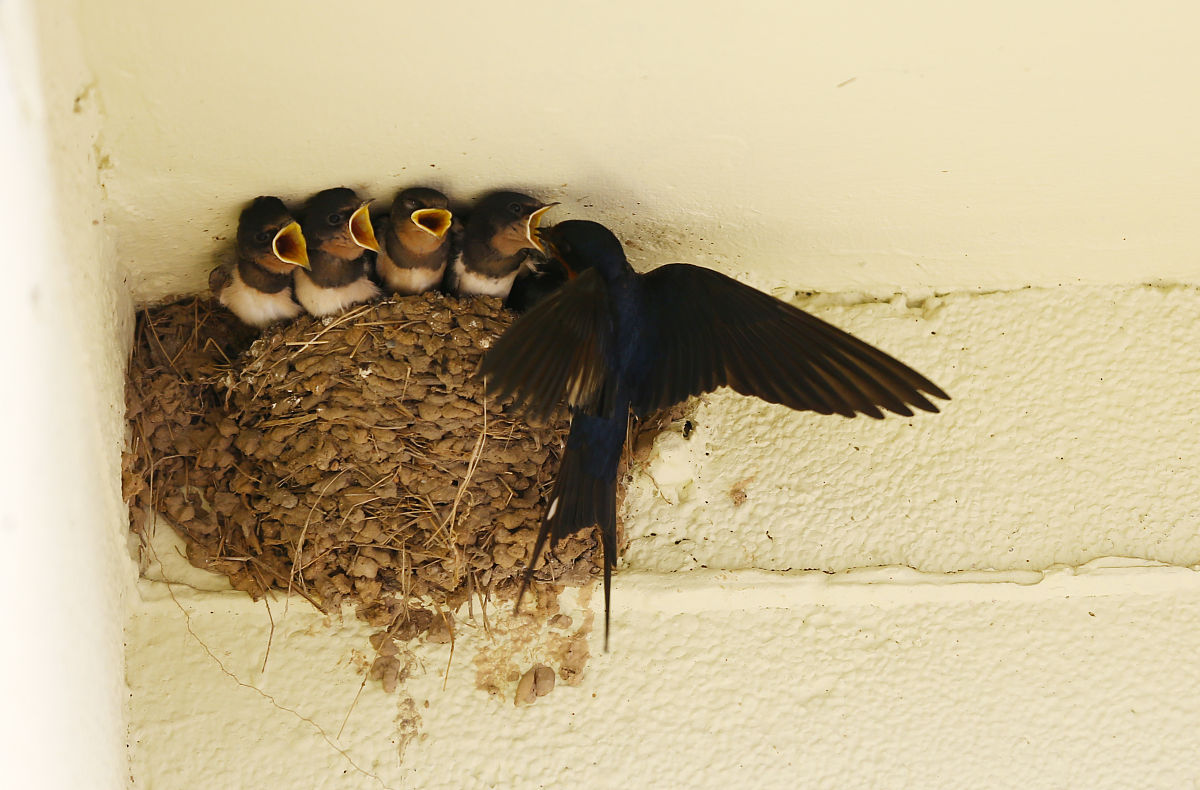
[253,230,271,244]
[326,212,344,226]
[558,241,572,255]
[402,200,417,211]
[508,202,524,216]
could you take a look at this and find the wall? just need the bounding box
[78,1,1200,302]
[126,285,1200,789]
[33,0,1200,788]
[0,1,133,788]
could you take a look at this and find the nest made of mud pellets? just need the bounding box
[123,293,606,662]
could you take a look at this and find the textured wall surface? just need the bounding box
[12,0,1195,787]
[0,1,133,788]
[625,285,1200,574]
[127,284,1200,789]
[128,552,1200,790]
[76,1,1200,303]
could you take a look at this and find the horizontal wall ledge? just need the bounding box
[615,558,1200,611]
[130,554,1200,790]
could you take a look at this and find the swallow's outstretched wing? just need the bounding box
[479,268,615,422]
[632,264,948,419]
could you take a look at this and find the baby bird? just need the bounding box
[444,191,555,298]
[210,196,310,327]
[375,187,458,295]
[294,187,382,316]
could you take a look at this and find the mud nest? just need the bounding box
[123,293,607,664]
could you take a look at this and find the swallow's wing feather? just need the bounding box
[634,264,948,419]
[479,268,614,422]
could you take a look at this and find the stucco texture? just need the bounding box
[127,284,1200,789]
[39,0,1200,787]
[625,285,1200,575]
[129,561,1200,790]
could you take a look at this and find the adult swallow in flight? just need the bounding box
[375,187,459,295]
[443,191,556,298]
[294,187,382,316]
[210,196,310,327]
[480,220,949,648]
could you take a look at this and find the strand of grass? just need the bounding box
[338,603,411,741]
[436,602,456,692]
[143,312,184,380]
[337,669,371,742]
[153,567,393,789]
[251,565,277,674]
[138,475,387,787]
[285,467,347,618]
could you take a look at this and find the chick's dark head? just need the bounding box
[237,196,309,272]
[470,191,556,257]
[393,187,453,240]
[303,187,380,257]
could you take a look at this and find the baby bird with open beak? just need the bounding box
[374,187,459,295]
[210,196,310,327]
[294,187,382,316]
[444,191,555,298]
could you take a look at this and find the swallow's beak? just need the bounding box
[535,225,576,277]
[349,202,381,252]
[411,207,453,239]
[533,226,554,256]
[272,221,310,269]
[524,203,558,250]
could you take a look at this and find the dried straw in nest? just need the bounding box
[124,292,604,662]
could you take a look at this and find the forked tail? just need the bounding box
[516,413,623,650]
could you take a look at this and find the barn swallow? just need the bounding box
[294,187,382,316]
[210,196,310,327]
[505,257,569,313]
[443,191,556,298]
[480,220,949,648]
[375,187,459,295]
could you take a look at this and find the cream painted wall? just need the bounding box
[624,285,1200,574]
[126,285,1200,789]
[128,562,1200,790]
[79,1,1200,303]
[0,1,133,789]
[7,0,1194,788]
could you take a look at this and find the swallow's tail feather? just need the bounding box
[516,416,620,650]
